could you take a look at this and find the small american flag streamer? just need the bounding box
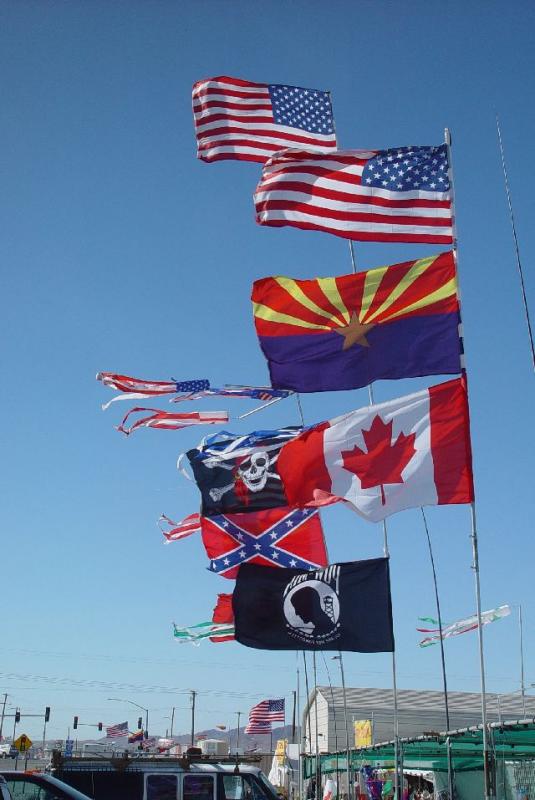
[159,513,201,543]
[193,75,337,163]
[117,408,229,436]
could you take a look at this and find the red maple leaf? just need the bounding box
[341,415,416,505]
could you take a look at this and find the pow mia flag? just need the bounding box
[233,558,394,652]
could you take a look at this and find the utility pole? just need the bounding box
[190,691,196,747]
[0,694,7,741]
[236,711,242,755]
[170,707,175,738]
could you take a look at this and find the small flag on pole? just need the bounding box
[106,721,128,738]
[193,76,337,163]
[245,699,285,734]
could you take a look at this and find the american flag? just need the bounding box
[159,513,201,543]
[106,721,128,738]
[245,699,285,734]
[254,145,453,244]
[117,408,229,436]
[171,385,293,404]
[97,372,209,410]
[193,76,337,164]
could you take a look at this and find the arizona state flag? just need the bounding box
[252,252,462,392]
[233,559,394,652]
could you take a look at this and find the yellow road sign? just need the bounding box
[14,734,32,752]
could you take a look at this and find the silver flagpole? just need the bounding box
[332,653,351,800]
[366,385,400,800]
[348,239,401,800]
[496,115,535,372]
[445,126,494,800]
[312,652,321,793]
[518,605,526,717]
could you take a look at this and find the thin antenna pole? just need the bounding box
[420,507,450,730]
[421,508,454,800]
[496,116,535,372]
[446,126,494,800]
[368,383,401,800]
[295,393,305,427]
[348,241,357,274]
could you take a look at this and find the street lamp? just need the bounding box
[107,698,149,739]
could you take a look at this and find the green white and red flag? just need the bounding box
[417,605,511,647]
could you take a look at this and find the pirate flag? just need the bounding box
[185,426,301,516]
[233,558,394,652]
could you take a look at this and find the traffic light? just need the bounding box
[73,716,78,730]
[14,710,20,723]
[44,707,50,723]
[137,717,142,730]
[98,722,103,732]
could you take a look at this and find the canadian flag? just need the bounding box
[278,377,474,523]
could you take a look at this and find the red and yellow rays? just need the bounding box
[252,251,458,340]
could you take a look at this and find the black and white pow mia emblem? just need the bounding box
[283,565,341,645]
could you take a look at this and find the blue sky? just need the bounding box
[2,0,534,742]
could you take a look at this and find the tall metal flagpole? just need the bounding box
[312,652,320,789]
[421,508,454,800]
[349,239,401,800]
[496,115,535,372]
[445,127,493,800]
[518,605,527,717]
[332,654,351,800]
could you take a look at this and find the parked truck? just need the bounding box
[51,751,281,800]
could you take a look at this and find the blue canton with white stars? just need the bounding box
[174,379,210,393]
[268,85,335,134]
[361,145,450,192]
[208,508,320,575]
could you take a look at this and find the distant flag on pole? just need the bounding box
[254,145,453,243]
[159,513,202,543]
[106,721,128,738]
[245,699,285,734]
[128,730,144,743]
[117,408,229,436]
[417,605,511,647]
[97,372,209,410]
[192,76,337,164]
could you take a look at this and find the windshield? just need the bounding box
[38,775,93,799]
[255,773,279,800]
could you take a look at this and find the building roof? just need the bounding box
[304,686,534,718]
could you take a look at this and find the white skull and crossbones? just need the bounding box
[238,450,279,492]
